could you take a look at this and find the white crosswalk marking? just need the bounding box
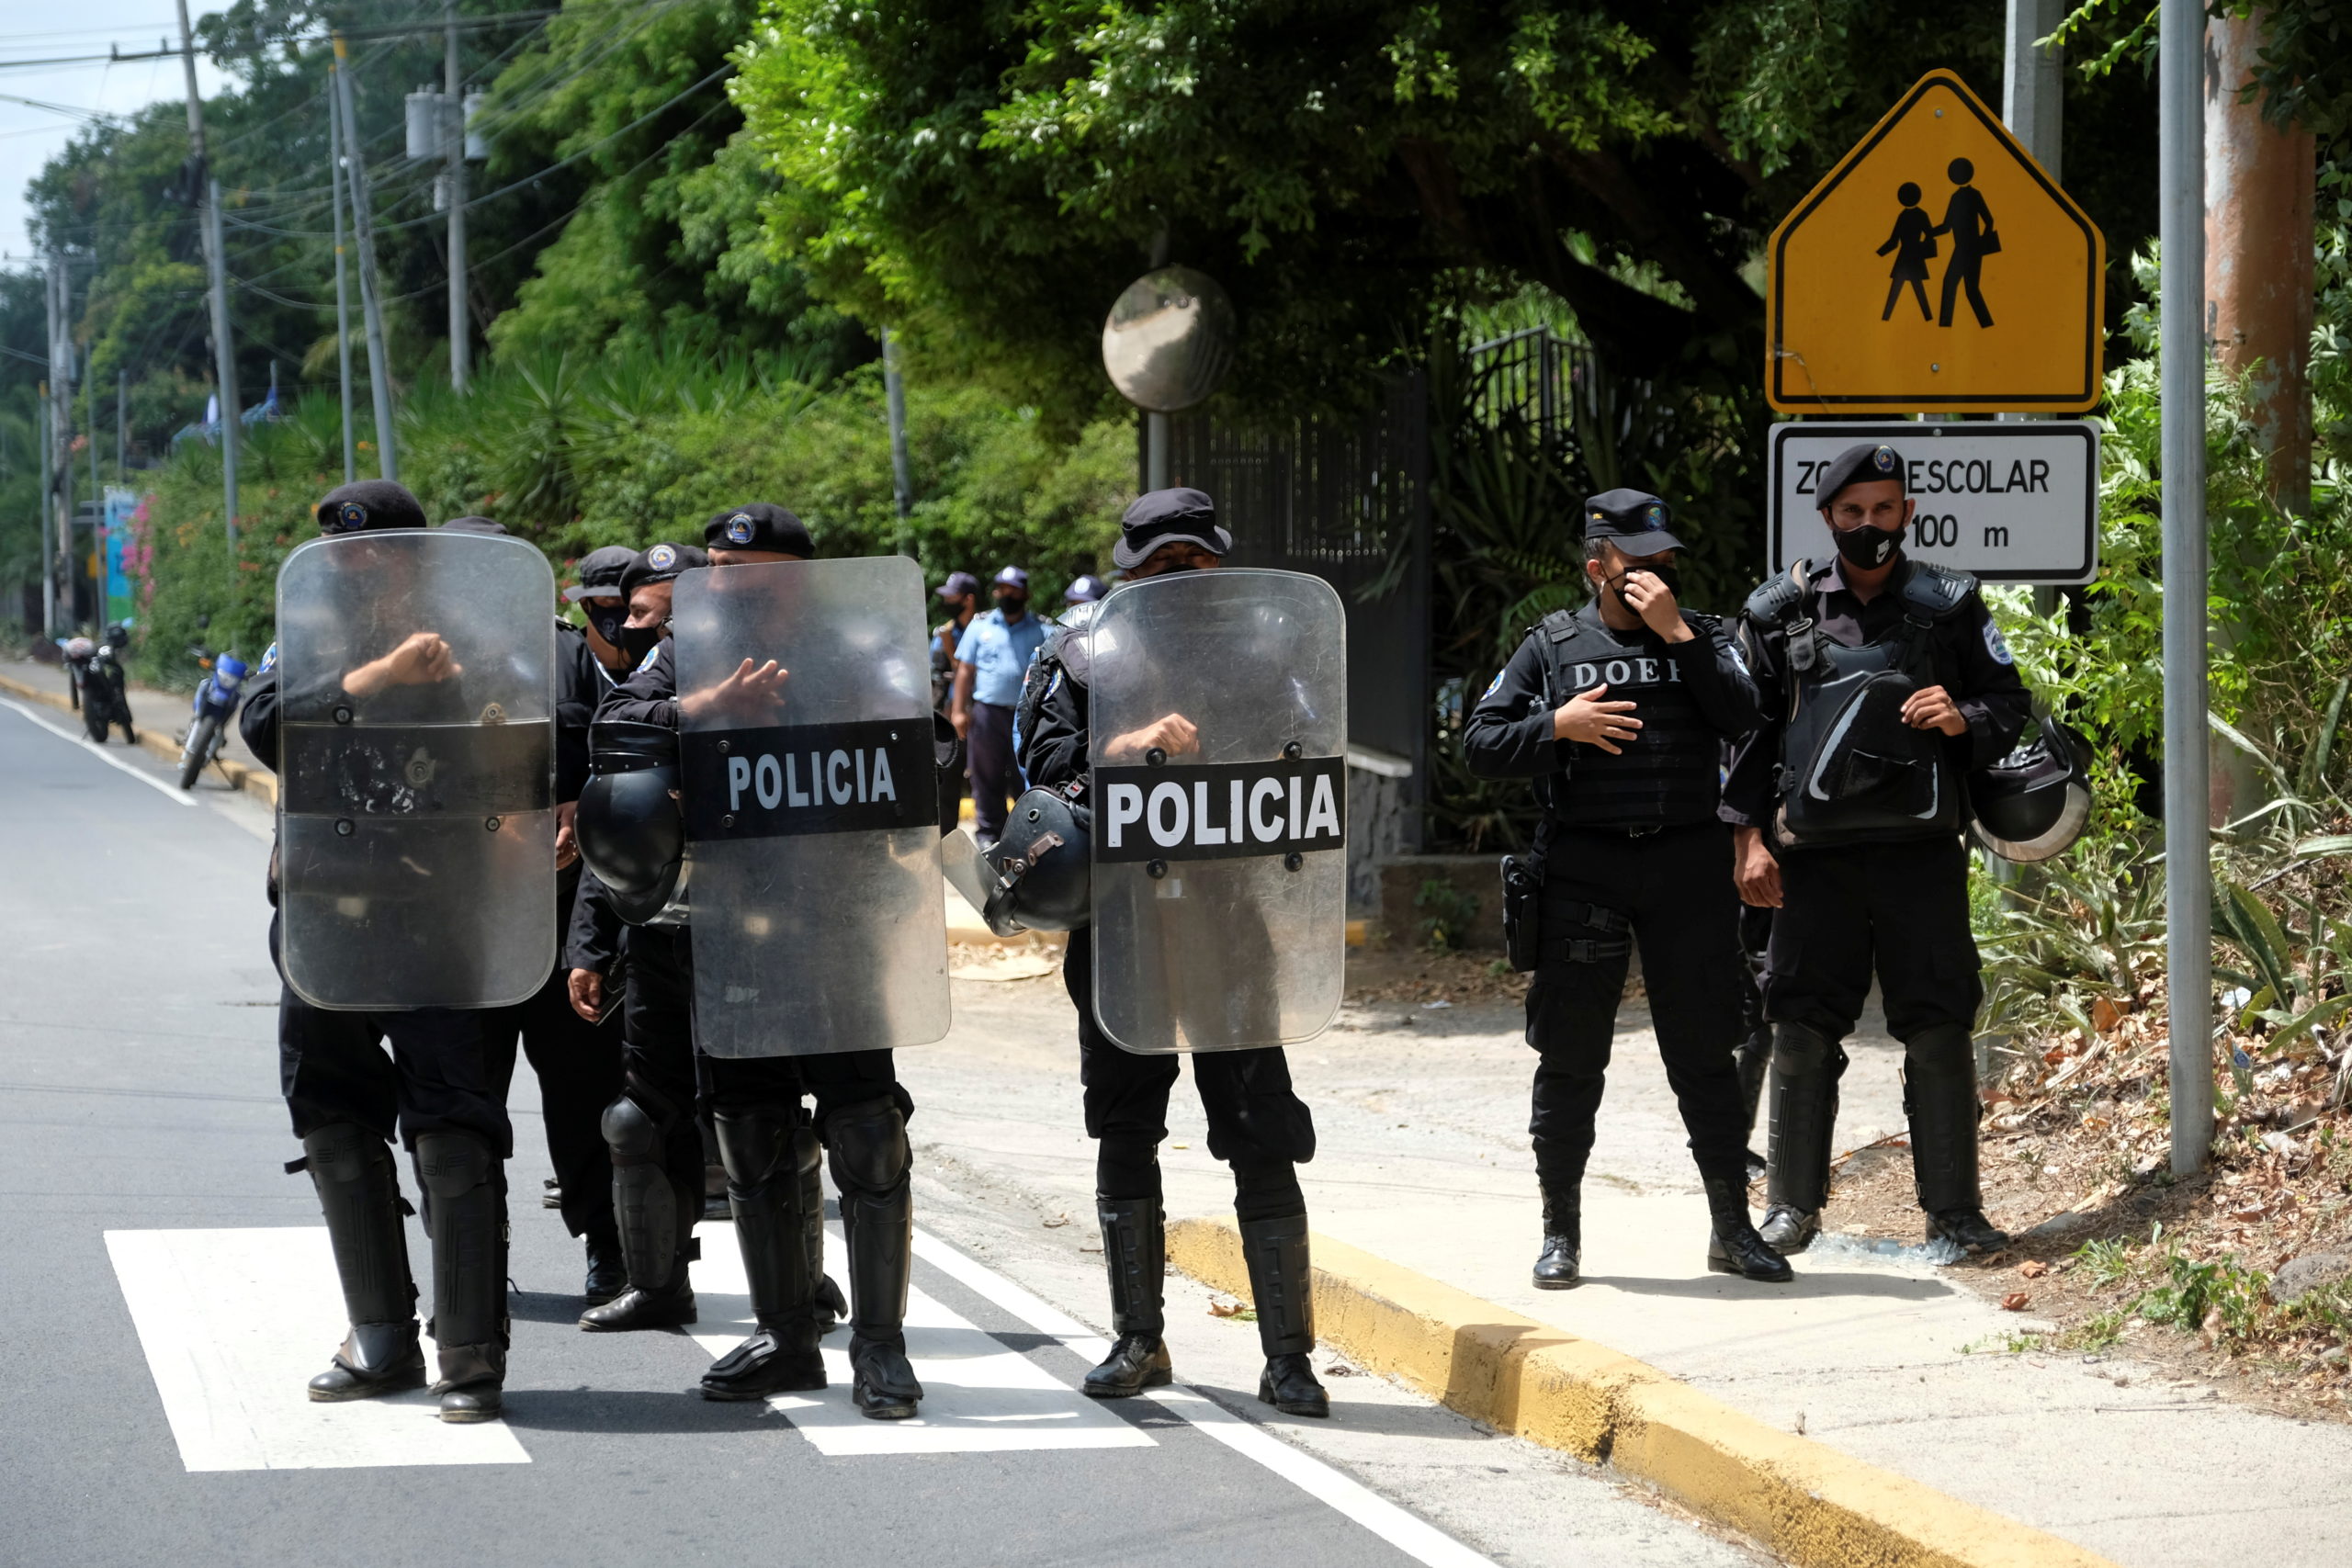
[686,1230,1158,1457]
[105,1228,530,1472]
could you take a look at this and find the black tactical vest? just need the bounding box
[1533,606,1722,829]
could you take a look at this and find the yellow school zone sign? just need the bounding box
[1767,71,2105,414]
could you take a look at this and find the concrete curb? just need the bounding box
[1167,1217,2118,1568]
[0,669,277,804]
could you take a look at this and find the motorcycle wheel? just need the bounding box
[178,714,221,790]
[84,701,109,744]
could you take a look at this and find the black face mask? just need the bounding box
[1830,520,1904,570]
[619,622,664,663]
[1612,565,1681,602]
[585,602,628,652]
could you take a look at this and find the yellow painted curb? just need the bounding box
[0,669,276,804]
[1168,1217,2118,1568]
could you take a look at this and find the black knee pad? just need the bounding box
[1770,1021,1841,1076]
[825,1098,910,1195]
[714,1104,795,1189]
[414,1129,495,1198]
[601,1094,662,1166]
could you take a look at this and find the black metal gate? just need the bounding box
[1166,375,1430,850]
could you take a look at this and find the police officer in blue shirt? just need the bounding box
[951,565,1050,845]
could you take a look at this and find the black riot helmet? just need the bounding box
[576,721,686,923]
[1970,714,2093,863]
[957,784,1091,936]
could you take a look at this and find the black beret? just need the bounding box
[314,479,427,535]
[436,515,507,536]
[619,542,709,602]
[1581,489,1683,554]
[1814,442,1907,509]
[704,502,815,558]
[1113,486,1233,570]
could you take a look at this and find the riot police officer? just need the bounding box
[1463,490,1792,1288]
[1023,488,1335,1419]
[241,479,550,1423]
[582,509,926,1420]
[1724,442,2030,1255]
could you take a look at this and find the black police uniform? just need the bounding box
[1021,487,1330,1419]
[582,515,924,1419]
[1724,443,2030,1254]
[237,481,514,1423]
[1462,489,1789,1287]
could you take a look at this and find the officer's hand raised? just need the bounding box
[1618,571,1693,643]
[1552,685,1642,753]
[1106,713,1200,761]
[343,630,462,698]
[681,658,789,723]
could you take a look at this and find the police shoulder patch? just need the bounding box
[636,643,663,674]
[1983,618,2016,666]
[1480,671,1505,702]
[256,641,277,675]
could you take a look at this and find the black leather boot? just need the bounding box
[1532,1190,1581,1290]
[1084,1195,1172,1398]
[581,1094,697,1332]
[701,1105,827,1401]
[1762,1021,1843,1255]
[414,1131,507,1423]
[830,1099,923,1420]
[1905,1025,2010,1255]
[1702,1172,1793,1282]
[582,1229,628,1304]
[1242,1213,1327,1418]
[300,1123,425,1402]
[795,1121,849,1334]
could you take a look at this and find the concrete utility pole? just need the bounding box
[334,34,399,481]
[37,387,52,638]
[116,368,126,476]
[2160,0,2214,1178]
[46,254,73,631]
[175,0,240,551]
[881,327,914,555]
[330,63,357,485]
[2002,0,2067,623]
[445,5,469,393]
[2206,7,2314,514]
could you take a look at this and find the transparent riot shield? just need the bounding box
[672,556,949,1057]
[1088,569,1348,1053]
[276,530,557,1010]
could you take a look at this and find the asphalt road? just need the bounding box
[0,698,1763,1568]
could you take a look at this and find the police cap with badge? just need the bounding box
[618,541,709,603]
[1813,441,1906,512]
[1583,489,1683,554]
[314,479,429,535]
[704,502,814,558]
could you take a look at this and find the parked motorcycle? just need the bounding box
[177,645,250,790]
[80,625,137,746]
[60,636,95,712]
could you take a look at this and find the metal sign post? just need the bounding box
[2160,0,2212,1176]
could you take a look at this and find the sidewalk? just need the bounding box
[905,966,2352,1568]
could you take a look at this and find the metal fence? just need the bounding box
[1166,374,1430,850]
[1464,326,1594,448]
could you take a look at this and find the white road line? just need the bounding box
[688,1230,1155,1457]
[910,1230,1502,1568]
[1,697,197,807]
[106,1228,530,1472]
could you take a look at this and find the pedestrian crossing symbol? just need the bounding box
[1766,70,2105,415]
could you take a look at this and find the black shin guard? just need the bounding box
[1238,1213,1314,1359]
[1904,1024,1984,1215]
[300,1123,421,1392]
[714,1105,814,1325]
[828,1098,922,1417]
[603,1093,686,1294]
[1097,1195,1166,1338]
[413,1130,507,1416]
[1765,1022,1844,1216]
[1733,1032,1771,1141]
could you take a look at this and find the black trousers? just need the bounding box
[1523,822,1750,1192]
[1061,927,1312,1222]
[272,914,512,1156]
[617,923,910,1190]
[1759,835,1982,1043]
[967,699,1018,844]
[484,961,624,1240]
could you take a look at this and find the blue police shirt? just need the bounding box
[956,607,1049,707]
